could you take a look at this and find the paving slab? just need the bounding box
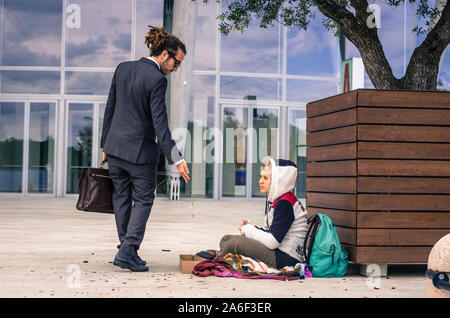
[0,197,428,298]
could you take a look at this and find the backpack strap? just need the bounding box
[303,214,321,270]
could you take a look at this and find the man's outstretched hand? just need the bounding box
[177,160,190,183]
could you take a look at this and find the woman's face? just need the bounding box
[259,171,272,194]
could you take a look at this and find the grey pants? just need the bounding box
[108,155,157,256]
[217,235,277,268]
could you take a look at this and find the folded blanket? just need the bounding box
[192,253,311,280]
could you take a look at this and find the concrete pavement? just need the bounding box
[0,196,428,298]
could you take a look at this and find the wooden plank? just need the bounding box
[307,108,356,132]
[357,229,448,246]
[358,142,450,160]
[307,143,357,161]
[358,125,450,143]
[307,192,356,210]
[358,194,450,211]
[357,89,450,109]
[358,107,450,126]
[306,160,356,177]
[358,177,450,194]
[356,246,432,263]
[307,177,356,193]
[306,90,357,118]
[358,160,450,177]
[307,126,357,147]
[336,226,356,246]
[358,212,450,229]
[307,207,356,228]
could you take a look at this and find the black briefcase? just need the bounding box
[76,160,114,214]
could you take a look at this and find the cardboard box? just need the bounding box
[179,254,206,274]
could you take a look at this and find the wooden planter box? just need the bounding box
[306,89,450,265]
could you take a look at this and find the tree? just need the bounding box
[211,0,449,90]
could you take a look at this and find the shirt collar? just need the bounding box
[147,56,160,70]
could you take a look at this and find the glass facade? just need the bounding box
[0,0,447,199]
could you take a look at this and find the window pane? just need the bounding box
[65,71,113,95]
[221,76,282,101]
[1,0,62,66]
[66,0,132,67]
[251,108,278,198]
[289,109,306,198]
[28,102,56,193]
[193,0,217,71]
[220,2,282,73]
[179,75,216,198]
[0,71,60,94]
[287,79,338,103]
[135,0,164,60]
[67,103,93,194]
[0,102,24,192]
[222,107,247,198]
[287,18,339,76]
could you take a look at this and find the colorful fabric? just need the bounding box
[192,253,311,281]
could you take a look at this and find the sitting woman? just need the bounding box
[217,157,308,269]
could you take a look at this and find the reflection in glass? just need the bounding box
[287,17,339,76]
[287,79,338,103]
[289,109,306,198]
[193,0,217,71]
[67,103,93,194]
[1,0,62,66]
[220,1,283,74]
[222,107,247,197]
[181,75,215,198]
[65,72,114,95]
[221,76,282,101]
[66,0,132,67]
[0,71,60,94]
[0,102,24,192]
[251,108,278,198]
[135,0,164,59]
[28,103,56,193]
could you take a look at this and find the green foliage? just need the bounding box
[204,0,438,36]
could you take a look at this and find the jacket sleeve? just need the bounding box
[242,224,280,250]
[100,70,117,149]
[149,76,183,165]
[242,199,295,249]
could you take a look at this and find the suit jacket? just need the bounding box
[101,57,182,165]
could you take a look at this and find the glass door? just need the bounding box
[221,105,279,199]
[28,102,56,193]
[65,101,106,194]
[0,102,24,192]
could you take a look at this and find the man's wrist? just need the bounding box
[174,159,185,166]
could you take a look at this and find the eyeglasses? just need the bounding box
[168,53,181,68]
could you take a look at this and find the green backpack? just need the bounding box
[303,213,349,277]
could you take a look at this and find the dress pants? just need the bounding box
[107,155,157,256]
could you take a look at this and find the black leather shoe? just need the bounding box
[135,255,147,265]
[113,252,149,272]
[115,251,147,265]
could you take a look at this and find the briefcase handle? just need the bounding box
[99,159,108,168]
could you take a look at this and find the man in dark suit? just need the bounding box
[101,27,190,272]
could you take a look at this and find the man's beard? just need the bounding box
[160,59,171,75]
